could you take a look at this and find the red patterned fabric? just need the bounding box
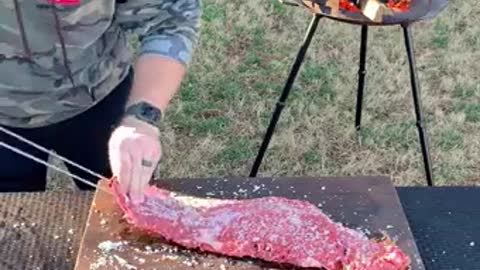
[47,0,81,5]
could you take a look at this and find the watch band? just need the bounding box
[124,101,162,127]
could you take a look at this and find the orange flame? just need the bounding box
[339,0,411,12]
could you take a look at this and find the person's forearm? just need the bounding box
[126,54,186,114]
[114,0,200,113]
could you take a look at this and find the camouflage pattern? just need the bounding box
[0,0,201,128]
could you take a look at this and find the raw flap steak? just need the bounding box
[110,180,411,270]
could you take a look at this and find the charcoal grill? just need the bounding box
[249,0,448,186]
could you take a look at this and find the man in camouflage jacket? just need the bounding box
[0,0,201,203]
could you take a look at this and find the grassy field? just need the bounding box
[49,0,480,189]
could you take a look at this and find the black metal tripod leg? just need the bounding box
[402,24,434,186]
[355,25,368,131]
[249,15,322,177]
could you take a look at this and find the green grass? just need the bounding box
[303,149,322,165]
[359,122,418,150]
[439,129,464,151]
[215,137,255,167]
[463,104,480,123]
[432,20,450,49]
[157,0,480,186]
[453,84,477,99]
[48,0,480,188]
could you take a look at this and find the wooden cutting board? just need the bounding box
[74,176,425,270]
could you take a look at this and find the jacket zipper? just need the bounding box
[13,0,33,62]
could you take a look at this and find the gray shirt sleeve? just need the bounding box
[115,0,202,66]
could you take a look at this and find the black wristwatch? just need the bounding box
[124,101,162,127]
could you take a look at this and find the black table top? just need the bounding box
[0,185,478,270]
[397,187,480,270]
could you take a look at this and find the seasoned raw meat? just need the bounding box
[110,180,410,270]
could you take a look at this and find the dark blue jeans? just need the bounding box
[0,71,132,192]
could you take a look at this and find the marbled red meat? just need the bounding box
[110,180,410,270]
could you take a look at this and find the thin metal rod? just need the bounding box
[249,15,322,177]
[402,24,434,186]
[0,141,111,193]
[0,126,105,180]
[355,25,368,131]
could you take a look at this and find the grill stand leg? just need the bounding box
[355,25,368,132]
[402,24,434,186]
[249,14,322,177]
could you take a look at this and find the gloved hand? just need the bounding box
[108,115,162,204]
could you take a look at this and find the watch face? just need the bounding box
[140,103,160,122]
[143,106,155,119]
[126,102,162,126]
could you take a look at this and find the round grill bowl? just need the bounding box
[299,0,448,25]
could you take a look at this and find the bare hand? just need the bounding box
[108,116,161,204]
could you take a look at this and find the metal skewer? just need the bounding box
[0,126,111,194]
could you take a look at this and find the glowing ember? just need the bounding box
[339,0,411,12]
